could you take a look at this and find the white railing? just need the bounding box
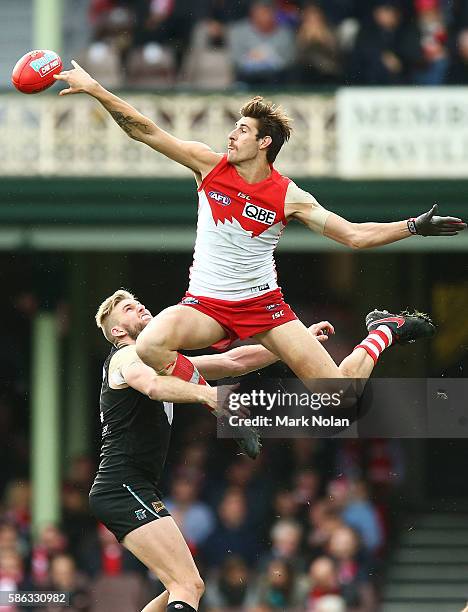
[0,93,336,177]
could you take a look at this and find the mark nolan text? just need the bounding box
[229,415,350,428]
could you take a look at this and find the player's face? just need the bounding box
[115,299,153,340]
[227,117,262,164]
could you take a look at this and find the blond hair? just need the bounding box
[240,96,292,163]
[95,289,136,343]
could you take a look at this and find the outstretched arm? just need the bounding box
[54,61,221,175]
[285,182,466,249]
[111,346,218,409]
[191,321,334,380]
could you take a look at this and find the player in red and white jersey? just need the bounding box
[56,63,466,392]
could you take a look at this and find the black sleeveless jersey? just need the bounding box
[92,346,173,490]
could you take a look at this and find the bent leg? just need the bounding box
[123,517,204,609]
[136,305,226,372]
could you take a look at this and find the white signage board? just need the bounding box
[337,87,468,178]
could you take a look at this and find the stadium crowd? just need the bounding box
[0,385,405,612]
[78,0,468,88]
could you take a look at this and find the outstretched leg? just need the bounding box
[255,309,435,384]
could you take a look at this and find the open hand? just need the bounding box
[411,204,466,236]
[53,60,99,96]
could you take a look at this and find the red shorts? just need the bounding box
[179,288,298,350]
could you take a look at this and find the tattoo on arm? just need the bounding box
[109,111,152,137]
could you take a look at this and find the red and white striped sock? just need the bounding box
[354,325,393,364]
[162,353,215,413]
[170,352,207,386]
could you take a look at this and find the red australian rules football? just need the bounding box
[12,50,63,94]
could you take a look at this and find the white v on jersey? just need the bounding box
[188,155,329,301]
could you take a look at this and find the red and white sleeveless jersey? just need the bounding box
[188,155,291,301]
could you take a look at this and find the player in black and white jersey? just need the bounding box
[90,289,333,612]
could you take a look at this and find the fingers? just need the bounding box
[435,230,461,236]
[53,73,70,80]
[312,321,335,338]
[71,59,83,70]
[435,216,465,224]
[58,88,74,96]
[428,203,438,217]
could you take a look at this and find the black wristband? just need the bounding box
[407,218,417,235]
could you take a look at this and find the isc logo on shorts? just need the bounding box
[242,203,276,226]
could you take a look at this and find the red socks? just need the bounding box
[354,325,393,365]
[170,353,207,386]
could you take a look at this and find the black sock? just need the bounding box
[167,602,197,612]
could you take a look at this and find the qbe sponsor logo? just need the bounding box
[242,203,276,225]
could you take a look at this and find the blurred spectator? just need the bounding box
[61,482,97,560]
[349,0,421,84]
[165,476,215,552]
[307,501,344,560]
[201,488,260,568]
[342,481,384,554]
[413,0,449,84]
[260,519,307,574]
[89,571,149,612]
[175,441,209,482]
[31,525,68,586]
[327,526,376,611]
[86,0,135,85]
[78,523,145,578]
[3,480,31,535]
[204,555,252,610]
[293,468,321,513]
[228,0,296,86]
[0,549,28,609]
[251,558,308,609]
[273,489,300,521]
[306,557,342,610]
[0,523,21,556]
[315,595,347,612]
[132,0,195,68]
[296,2,343,84]
[44,554,91,612]
[207,455,272,529]
[447,27,468,83]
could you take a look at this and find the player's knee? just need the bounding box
[193,575,205,597]
[166,574,204,599]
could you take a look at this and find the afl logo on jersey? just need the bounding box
[242,203,276,226]
[209,191,231,206]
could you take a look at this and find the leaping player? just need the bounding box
[56,63,466,396]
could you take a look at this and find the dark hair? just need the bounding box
[240,96,292,163]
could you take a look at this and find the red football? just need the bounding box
[12,50,63,94]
